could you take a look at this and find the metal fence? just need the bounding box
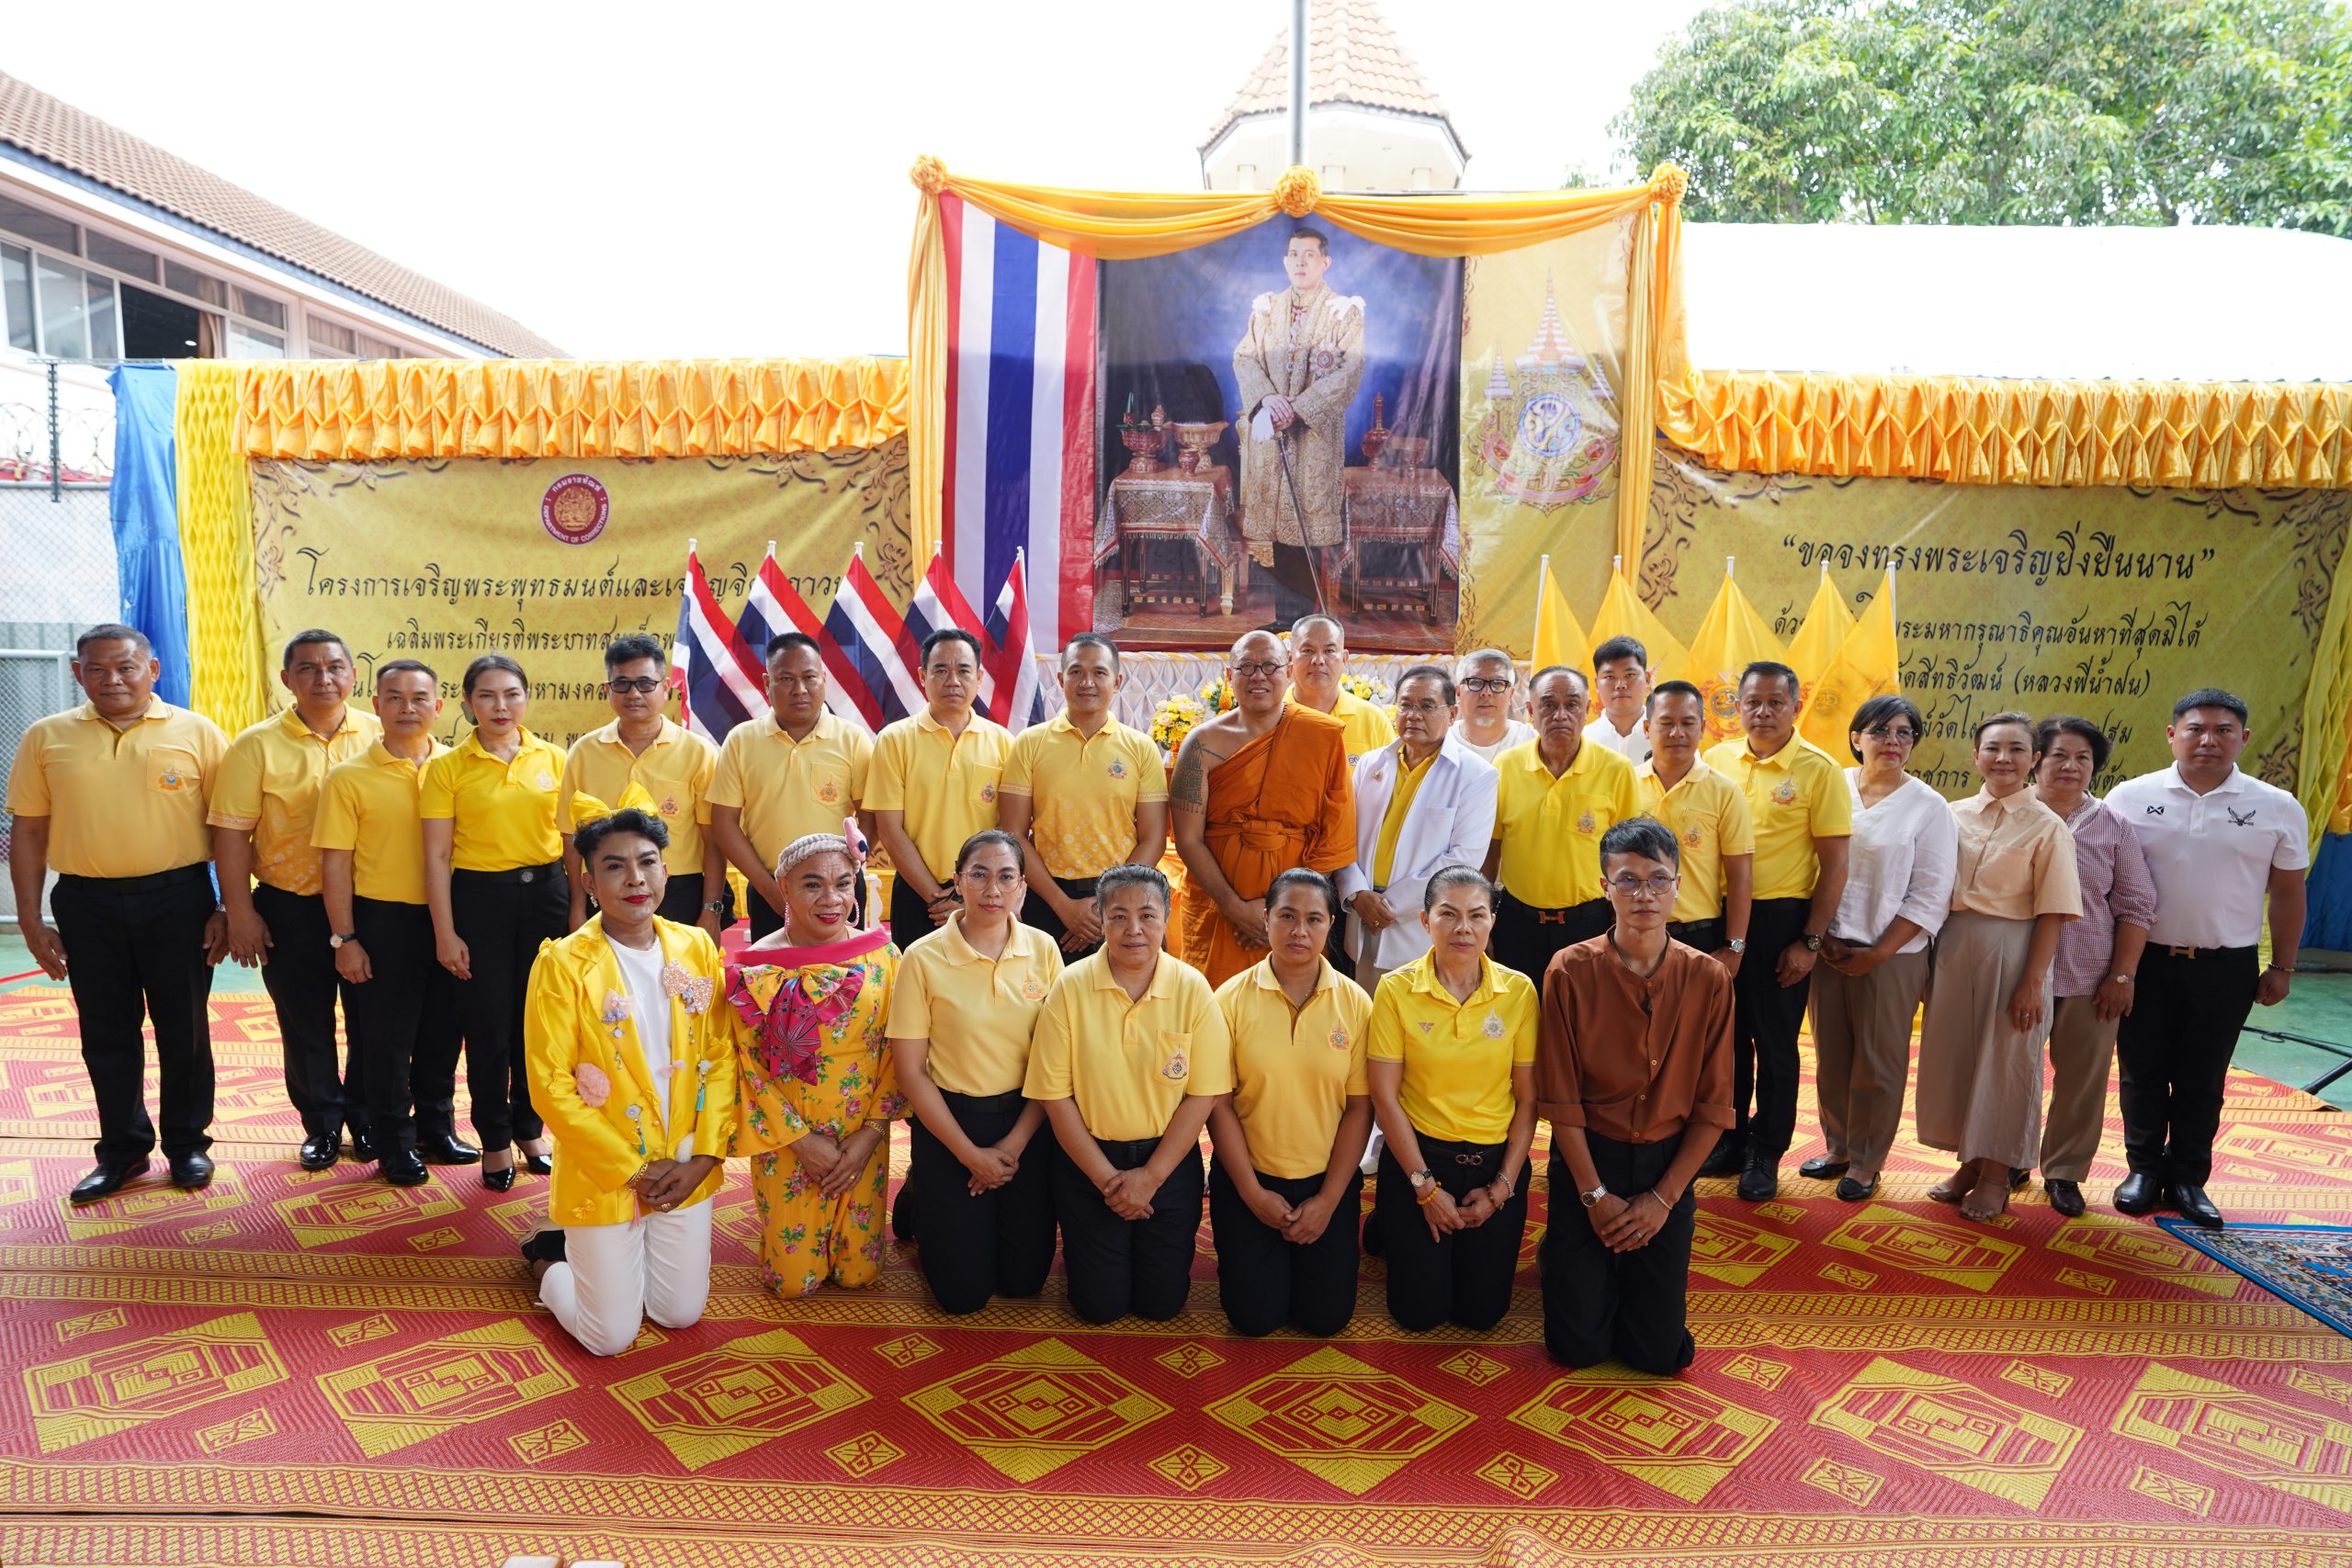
[0,647,73,921]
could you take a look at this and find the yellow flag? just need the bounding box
[1783,568,1855,695]
[1591,565,1688,681]
[1531,556,1590,671]
[1680,569,1787,743]
[1799,571,1900,751]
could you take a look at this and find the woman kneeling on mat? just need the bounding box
[1366,865,1537,1334]
[1026,863,1232,1325]
[729,830,904,1298]
[521,799,734,1356]
[1207,868,1374,1337]
[888,829,1065,1314]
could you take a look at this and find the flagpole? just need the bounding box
[1532,554,1551,652]
[1726,554,1735,579]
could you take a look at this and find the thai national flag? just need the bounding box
[941,190,1097,657]
[902,552,997,720]
[670,544,766,742]
[736,548,876,734]
[987,551,1048,733]
[823,546,923,728]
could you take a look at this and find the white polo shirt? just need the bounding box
[2102,763,2308,950]
[1587,712,1652,765]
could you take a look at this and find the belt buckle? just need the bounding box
[519,869,537,884]
[1453,1152,1486,1167]
[2167,944,2197,959]
[1536,909,1566,925]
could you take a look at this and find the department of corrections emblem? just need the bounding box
[1685,824,1706,849]
[540,473,610,546]
[156,764,185,792]
[1021,976,1046,1002]
[1161,1050,1189,1081]
[1771,780,1799,806]
[1482,1012,1506,1040]
[660,794,680,818]
[1468,275,1620,512]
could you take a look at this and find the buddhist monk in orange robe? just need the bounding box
[1171,630,1357,986]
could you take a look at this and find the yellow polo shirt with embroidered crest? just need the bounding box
[1024,951,1234,1142]
[1367,953,1537,1145]
[558,718,718,875]
[1216,958,1372,1179]
[867,708,1013,875]
[1703,736,1853,901]
[1490,738,1642,909]
[887,915,1065,1096]
[418,728,567,872]
[1320,687,1396,766]
[209,705,382,896]
[6,700,228,878]
[1636,755,1756,924]
[311,740,449,904]
[999,712,1168,879]
[708,709,873,872]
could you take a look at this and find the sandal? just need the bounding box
[1926,1166,1972,1204]
[1960,1171,2009,1224]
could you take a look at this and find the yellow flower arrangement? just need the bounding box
[1199,675,1237,714]
[1149,694,1209,758]
[1339,672,1383,704]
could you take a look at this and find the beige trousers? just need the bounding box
[2039,993,2119,1181]
[1809,950,1930,1173]
[1916,911,2051,1170]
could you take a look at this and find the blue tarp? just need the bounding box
[105,364,190,706]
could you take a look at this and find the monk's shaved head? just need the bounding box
[1229,630,1283,665]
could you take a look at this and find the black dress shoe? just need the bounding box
[2045,1179,2086,1217]
[892,1179,917,1244]
[1695,1140,1747,1179]
[380,1149,430,1187]
[2009,1166,2031,1191]
[481,1159,517,1192]
[2112,1170,2163,1215]
[349,1127,379,1163]
[1798,1156,1850,1180]
[416,1130,481,1166]
[519,1226,567,1265]
[70,1158,149,1204]
[1835,1173,1878,1202]
[299,1132,340,1171]
[522,1148,554,1177]
[2169,1183,2224,1229]
[1736,1158,1779,1202]
[169,1151,214,1190]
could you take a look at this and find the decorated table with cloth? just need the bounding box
[1339,466,1462,623]
[1095,464,1243,617]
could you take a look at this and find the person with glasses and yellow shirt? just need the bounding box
[558,636,725,935]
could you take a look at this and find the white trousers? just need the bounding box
[537,1200,714,1357]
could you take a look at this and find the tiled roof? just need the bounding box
[1203,0,1462,154]
[0,71,565,358]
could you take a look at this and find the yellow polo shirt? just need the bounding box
[208,706,381,896]
[1024,951,1234,1142]
[1636,756,1757,924]
[999,712,1168,879]
[418,728,567,873]
[6,701,227,879]
[1703,737,1854,902]
[707,710,873,872]
[1491,739,1642,909]
[558,718,718,875]
[1216,958,1372,1179]
[311,740,448,905]
[867,708,1013,877]
[1319,688,1396,765]
[887,915,1065,1096]
[1367,953,1537,1145]
[1371,748,1435,888]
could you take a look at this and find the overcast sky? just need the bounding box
[11,0,1711,359]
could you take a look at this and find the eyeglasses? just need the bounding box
[1864,725,1919,742]
[605,677,664,694]
[1458,676,1514,694]
[1605,874,1680,898]
[1230,660,1286,680]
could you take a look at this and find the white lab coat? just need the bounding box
[1337,734,1499,976]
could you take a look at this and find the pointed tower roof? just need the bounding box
[1201,0,1466,161]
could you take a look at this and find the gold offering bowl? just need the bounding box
[1121,424,1169,474]
[1170,421,1228,473]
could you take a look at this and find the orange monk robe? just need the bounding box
[1183,704,1357,986]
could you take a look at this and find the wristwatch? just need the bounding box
[1725,938,1747,953]
[1802,931,1825,953]
[1408,1168,1435,1192]
[2109,973,2133,986]
[703,898,728,913]
[1579,1182,1609,1209]
[328,931,358,949]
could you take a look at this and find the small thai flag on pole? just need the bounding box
[735,543,877,734]
[904,550,997,720]
[670,539,766,742]
[988,549,1048,733]
[824,544,923,727]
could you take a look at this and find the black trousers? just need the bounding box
[910,1089,1057,1314]
[1728,897,1814,1162]
[447,863,565,1150]
[889,875,952,949]
[1667,917,1725,953]
[2116,943,2258,1186]
[1492,891,1610,985]
[252,882,364,1138]
[351,897,462,1156]
[1208,1161,1361,1337]
[51,867,216,1165]
[1376,1135,1527,1333]
[1539,1135,1699,1375]
[1054,1134,1204,1325]
[1020,874,1101,960]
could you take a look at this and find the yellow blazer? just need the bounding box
[525,915,737,1227]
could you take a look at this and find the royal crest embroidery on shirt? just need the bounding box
[1684,824,1706,848]
[156,764,186,792]
[1108,759,1128,779]
[1161,1049,1188,1080]
[1771,780,1798,805]
[1020,975,1046,1002]
[1576,809,1597,834]
[660,793,680,818]
[1329,1026,1350,1052]
[819,779,842,804]
[1482,1012,1506,1039]
[979,782,997,804]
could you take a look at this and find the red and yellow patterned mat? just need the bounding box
[2,983,2349,1567]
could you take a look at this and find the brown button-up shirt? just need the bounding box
[1534,936,1735,1145]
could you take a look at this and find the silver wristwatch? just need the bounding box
[1725,938,1747,953]
[1579,1182,1609,1209]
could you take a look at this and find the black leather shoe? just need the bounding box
[1798,1156,1849,1180]
[519,1225,567,1265]
[69,1158,149,1204]
[1695,1140,1747,1179]
[2112,1170,2163,1215]
[168,1151,214,1190]
[481,1157,517,1192]
[522,1148,554,1177]
[2169,1183,2224,1229]
[380,1149,430,1187]
[2009,1166,2031,1191]
[1737,1158,1779,1201]
[2045,1179,2086,1217]
[417,1130,481,1166]
[893,1179,917,1244]
[299,1132,340,1171]
[349,1127,379,1163]
[1835,1173,1878,1202]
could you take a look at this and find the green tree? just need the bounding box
[1612,0,2352,232]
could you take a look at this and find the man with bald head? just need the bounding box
[1288,615,1395,770]
[1172,630,1356,986]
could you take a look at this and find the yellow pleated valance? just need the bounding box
[235,357,909,461]
[1660,370,2352,490]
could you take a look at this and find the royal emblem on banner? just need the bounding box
[540,473,611,546]
[1470,275,1618,512]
